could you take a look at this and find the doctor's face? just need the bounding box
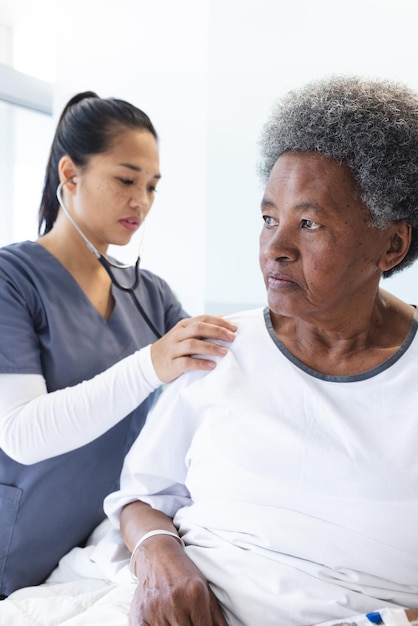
[69,129,160,251]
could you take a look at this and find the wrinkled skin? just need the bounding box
[121,502,228,626]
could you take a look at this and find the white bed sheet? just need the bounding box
[0,520,135,626]
[0,520,412,626]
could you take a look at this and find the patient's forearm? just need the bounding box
[120,500,186,583]
[120,500,228,626]
[120,500,179,553]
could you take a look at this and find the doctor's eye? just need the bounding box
[119,178,135,185]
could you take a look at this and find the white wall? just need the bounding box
[205,0,418,312]
[2,0,418,313]
[52,0,210,314]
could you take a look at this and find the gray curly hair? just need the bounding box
[258,75,418,276]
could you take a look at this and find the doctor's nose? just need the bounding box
[129,187,153,215]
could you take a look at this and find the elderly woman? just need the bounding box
[104,76,418,626]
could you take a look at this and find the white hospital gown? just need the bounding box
[105,307,418,626]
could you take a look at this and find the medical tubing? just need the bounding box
[128,291,162,339]
[97,255,162,339]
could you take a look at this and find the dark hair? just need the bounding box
[38,91,158,234]
[258,76,418,277]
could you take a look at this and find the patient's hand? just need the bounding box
[129,534,228,626]
[406,609,418,622]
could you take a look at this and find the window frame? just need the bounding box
[0,64,53,245]
[0,62,52,114]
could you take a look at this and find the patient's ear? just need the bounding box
[378,222,412,272]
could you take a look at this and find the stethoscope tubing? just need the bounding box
[55,180,162,339]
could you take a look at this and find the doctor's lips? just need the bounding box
[120,216,141,231]
[267,271,297,288]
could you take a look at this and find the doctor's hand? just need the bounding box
[130,534,228,626]
[151,315,236,383]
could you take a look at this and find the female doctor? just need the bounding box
[0,91,236,598]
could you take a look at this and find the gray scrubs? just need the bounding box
[0,241,187,596]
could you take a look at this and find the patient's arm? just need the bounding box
[120,500,228,626]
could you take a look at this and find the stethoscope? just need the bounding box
[56,180,162,339]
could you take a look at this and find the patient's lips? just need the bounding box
[267,271,297,289]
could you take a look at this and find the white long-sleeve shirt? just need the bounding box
[0,346,161,463]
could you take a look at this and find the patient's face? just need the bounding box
[259,151,392,322]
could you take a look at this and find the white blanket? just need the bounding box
[0,520,412,626]
[0,580,132,626]
[0,520,135,626]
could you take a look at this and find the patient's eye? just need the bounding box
[263,215,278,228]
[301,218,321,230]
